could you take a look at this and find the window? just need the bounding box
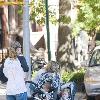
[89,49,100,67]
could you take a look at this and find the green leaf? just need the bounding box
[76,0,100,33]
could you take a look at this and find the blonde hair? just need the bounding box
[45,61,52,72]
[8,47,17,59]
[45,61,60,73]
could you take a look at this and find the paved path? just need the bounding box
[0,82,6,100]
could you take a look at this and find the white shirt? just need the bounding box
[3,57,27,95]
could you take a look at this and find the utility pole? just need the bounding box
[23,0,31,80]
[45,0,51,61]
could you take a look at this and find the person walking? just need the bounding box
[3,47,27,100]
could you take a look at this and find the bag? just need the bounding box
[17,55,29,72]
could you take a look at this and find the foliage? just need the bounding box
[29,0,45,25]
[17,5,23,15]
[29,0,57,25]
[72,22,84,37]
[31,71,38,79]
[58,15,71,24]
[96,40,100,46]
[61,67,86,84]
[0,1,23,5]
[72,0,100,36]
[17,0,57,25]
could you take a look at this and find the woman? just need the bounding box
[32,61,60,100]
[11,41,29,72]
[11,41,29,80]
[3,47,27,100]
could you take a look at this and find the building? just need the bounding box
[0,0,24,62]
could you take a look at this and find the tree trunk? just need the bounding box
[57,0,75,70]
[8,0,16,45]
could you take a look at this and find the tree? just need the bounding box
[73,0,100,36]
[57,0,75,71]
[30,0,57,25]
[17,0,57,25]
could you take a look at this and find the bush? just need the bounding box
[61,67,86,84]
[31,71,38,80]
[61,67,86,92]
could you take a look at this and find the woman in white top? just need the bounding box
[3,47,27,100]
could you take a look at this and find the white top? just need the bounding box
[3,57,27,95]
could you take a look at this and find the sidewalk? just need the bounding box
[0,82,6,100]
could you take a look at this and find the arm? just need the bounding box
[3,60,9,78]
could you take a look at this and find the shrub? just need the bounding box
[61,67,86,84]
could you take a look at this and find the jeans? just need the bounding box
[6,92,27,100]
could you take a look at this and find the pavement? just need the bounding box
[0,82,6,100]
[0,82,86,100]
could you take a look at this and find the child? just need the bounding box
[60,87,70,100]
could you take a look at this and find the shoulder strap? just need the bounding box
[17,56,29,72]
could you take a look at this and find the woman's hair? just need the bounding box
[45,61,60,73]
[45,61,53,72]
[8,47,17,59]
